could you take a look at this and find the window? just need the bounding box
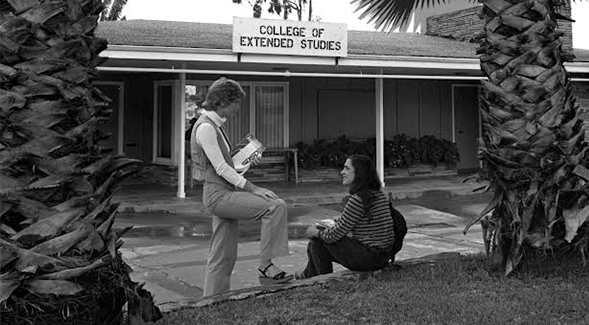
[254,85,287,148]
[94,81,124,155]
[184,81,288,149]
[153,80,288,165]
[154,81,174,163]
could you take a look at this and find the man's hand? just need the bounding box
[306,225,320,238]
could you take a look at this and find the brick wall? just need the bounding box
[426,6,483,42]
[555,0,573,51]
[425,1,573,50]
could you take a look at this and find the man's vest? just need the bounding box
[190,114,234,185]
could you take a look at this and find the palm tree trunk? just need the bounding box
[474,0,589,274]
[0,0,160,322]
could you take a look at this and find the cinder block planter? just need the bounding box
[122,163,457,186]
[295,164,457,183]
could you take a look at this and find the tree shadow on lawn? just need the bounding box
[162,252,589,325]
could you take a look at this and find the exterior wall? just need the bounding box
[97,71,486,183]
[426,2,573,50]
[316,78,375,140]
[290,78,467,145]
[97,72,481,159]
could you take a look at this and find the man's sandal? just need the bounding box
[258,263,294,285]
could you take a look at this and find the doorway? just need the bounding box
[452,84,480,171]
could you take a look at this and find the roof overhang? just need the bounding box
[102,45,238,62]
[99,44,589,80]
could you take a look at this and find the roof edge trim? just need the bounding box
[103,45,237,62]
[102,44,589,73]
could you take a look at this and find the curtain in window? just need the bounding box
[255,86,285,148]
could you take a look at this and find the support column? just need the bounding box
[177,66,187,198]
[375,73,385,186]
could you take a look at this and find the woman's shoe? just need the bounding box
[258,263,294,285]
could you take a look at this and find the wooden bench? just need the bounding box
[186,143,299,187]
[261,148,299,184]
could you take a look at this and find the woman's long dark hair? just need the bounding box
[347,155,382,220]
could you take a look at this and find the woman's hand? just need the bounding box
[306,225,320,238]
[249,152,262,167]
[244,182,277,201]
[252,186,277,201]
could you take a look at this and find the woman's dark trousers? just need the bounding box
[301,237,390,278]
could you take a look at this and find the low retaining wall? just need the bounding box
[124,164,458,186]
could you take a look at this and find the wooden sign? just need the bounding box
[233,17,347,57]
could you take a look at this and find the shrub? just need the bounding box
[294,134,460,169]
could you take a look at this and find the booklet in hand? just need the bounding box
[231,133,266,174]
[315,219,336,229]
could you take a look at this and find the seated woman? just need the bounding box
[296,154,395,279]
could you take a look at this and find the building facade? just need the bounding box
[94,16,589,196]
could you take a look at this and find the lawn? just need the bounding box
[163,253,589,325]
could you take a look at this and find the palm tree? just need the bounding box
[352,0,589,274]
[0,0,160,323]
[100,0,127,21]
[233,0,315,21]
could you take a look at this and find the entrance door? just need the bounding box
[95,82,124,154]
[453,85,480,171]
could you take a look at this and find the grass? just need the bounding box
[163,253,589,325]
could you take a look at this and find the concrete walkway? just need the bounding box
[114,175,485,213]
[113,175,490,312]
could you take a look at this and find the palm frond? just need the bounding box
[351,0,450,32]
[106,0,127,21]
[99,0,112,21]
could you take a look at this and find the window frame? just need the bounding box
[152,79,289,166]
[94,81,125,155]
[153,80,176,165]
[185,80,290,148]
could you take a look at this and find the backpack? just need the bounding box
[387,192,407,264]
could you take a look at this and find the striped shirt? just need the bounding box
[319,190,395,249]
